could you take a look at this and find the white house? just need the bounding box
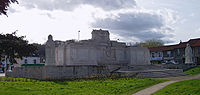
[17,57,42,64]
[1,57,43,67]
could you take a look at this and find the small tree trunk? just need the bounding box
[4,56,7,73]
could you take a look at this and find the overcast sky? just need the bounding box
[0,0,200,44]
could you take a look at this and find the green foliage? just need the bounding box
[0,0,18,16]
[140,39,164,48]
[0,77,165,95]
[0,32,37,64]
[184,66,200,75]
[153,79,200,95]
[32,43,45,57]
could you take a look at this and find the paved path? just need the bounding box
[0,73,5,77]
[133,74,200,95]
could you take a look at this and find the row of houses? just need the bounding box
[0,57,43,65]
[0,56,44,72]
[149,38,200,64]
[0,44,45,72]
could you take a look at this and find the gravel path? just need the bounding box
[133,74,200,95]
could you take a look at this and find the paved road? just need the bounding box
[133,74,200,95]
[0,73,5,77]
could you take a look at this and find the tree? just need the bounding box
[0,32,37,64]
[31,43,46,63]
[32,43,45,57]
[140,39,164,48]
[0,0,18,16]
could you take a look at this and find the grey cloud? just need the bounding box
[93,12,164,32]
[20,0,136,11]
[92,11,176,42]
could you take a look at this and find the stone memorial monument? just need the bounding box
[45,29,151,66]
[7,29,158,80]
[185,43,194,64]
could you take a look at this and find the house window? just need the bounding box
[167,51,171,57]
[33,59,36,64]
[24,59,27,64]
[158,52,162,57]
[152,52,155,58]
[198,47,200,54]
[177,49,180,55]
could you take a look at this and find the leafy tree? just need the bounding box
[31,43,45,63]
[0,32,37,64]
[140,39,164,48]
[32,43,45,57]
[0,0,18,16]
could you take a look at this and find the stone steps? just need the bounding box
[113,65,187,78]
[135,70,187,78]
[119,65,164,71]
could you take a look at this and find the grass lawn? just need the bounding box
[0,77,165,95]
[184,66,200,75]
[153,79,200,95]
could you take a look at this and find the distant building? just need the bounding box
[16,57,42,65]
[0,44,45,67]
[149,38,200,64]
[1,57,43,65]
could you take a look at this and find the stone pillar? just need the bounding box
[91,29,110,42]
[185,43,194,64]
[45,35,56,65]
[127,47,151,65]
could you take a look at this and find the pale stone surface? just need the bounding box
[6,29,152,80]
[6,66,109,80]
[91,29,110,42]
[127,47,151,65]
[45,29,151,66]
[45,35,56,65]
[185,43,194,64]
[6,65,186,80]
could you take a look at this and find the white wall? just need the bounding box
[128,47,151,65]
[64,46,97,65]
[53,44,151,66]
[1,57,42,68]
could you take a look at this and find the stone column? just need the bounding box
[185,43,194,64]
[127,47,151,65]
[45,35,56,65]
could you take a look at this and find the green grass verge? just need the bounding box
[0,77,165,95]
[184,66,200,75]
[153,79,200,95]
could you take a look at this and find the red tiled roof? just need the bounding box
[189,38,200,47]
[149,44,177,51]
[149,38,200,52]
